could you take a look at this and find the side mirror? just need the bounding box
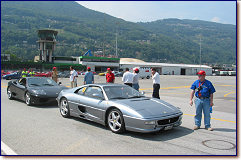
[19,82,25,86]
[58,82,62,85]
[139,91,145,95]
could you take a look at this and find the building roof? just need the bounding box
[120,58,145,63]
[120,61,212,69]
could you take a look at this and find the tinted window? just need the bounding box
[27,78,57,87]
[75,87,87,95]
[104,86,143,99]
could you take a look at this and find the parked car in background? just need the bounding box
[34,72,52,77]
[58,71,70,78]
[98,72,106,76]
[113,71,123,77]
[3,72,21,80]
[7,77,68,106]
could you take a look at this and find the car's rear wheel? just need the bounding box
[60,98,70,118]
[107,109,125,134]
[7,88,14,100]
[25,92,32,106]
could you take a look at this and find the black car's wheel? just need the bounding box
[25,92,32,106]
[7,87,14,100]
[107,109,125,134]
[60,98,70,118]
[146,76,150,79]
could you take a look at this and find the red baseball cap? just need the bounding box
[107,68,111,71]
[134,68,139,72]
[53,67,56,70]
[87,67,91,70]
[197,70,206,75]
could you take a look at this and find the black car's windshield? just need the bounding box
[27,78,57,87]
[103,86,143,100]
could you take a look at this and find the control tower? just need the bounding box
[37,29,58,62]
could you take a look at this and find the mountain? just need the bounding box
[1,1,236,64]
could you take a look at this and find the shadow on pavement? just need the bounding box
[212,128,236,132]
[67,116,194,141]
[124,126,194,141]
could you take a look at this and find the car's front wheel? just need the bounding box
[107,109,125,134]
[7,87,14,100]
[60,98,70,118]
[25,92,32,106]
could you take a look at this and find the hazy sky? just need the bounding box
[77,1,236,25]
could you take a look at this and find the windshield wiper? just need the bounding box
[128,96,143,99]
[43,84,54,86]
[110,97,127,100]
[30,84,39,86]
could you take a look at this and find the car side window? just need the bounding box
[85,86,104,100]
[75,87,87,95]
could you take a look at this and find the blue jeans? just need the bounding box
[194,98,211,128]
[133,83,139,91]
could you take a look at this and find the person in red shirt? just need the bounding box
[106,68,115,83]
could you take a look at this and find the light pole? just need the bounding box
[115,22,119,58]
[199,35,202,70]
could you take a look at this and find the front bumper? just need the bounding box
[124,112,183,133]
[30,95,57,105]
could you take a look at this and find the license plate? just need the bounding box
[164,125,173,130]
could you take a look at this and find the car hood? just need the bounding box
[113,98,182,118]
[29,86,68,97]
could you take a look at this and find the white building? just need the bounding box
[48,56,212,75]
[120,58,212,76]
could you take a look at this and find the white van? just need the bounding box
[132,67,151,79]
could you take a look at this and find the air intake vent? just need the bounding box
[157,116,179,125]
[78,106,86,113]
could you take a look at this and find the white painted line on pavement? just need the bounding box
[1,141,17,155]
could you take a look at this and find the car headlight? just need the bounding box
[144,121,156,125]
[32,89,47,95]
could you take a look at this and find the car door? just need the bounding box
[14,78,27,100]
[83,86,107,123]
[71,86,106,123]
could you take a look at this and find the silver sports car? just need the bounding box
[57,83,182,134]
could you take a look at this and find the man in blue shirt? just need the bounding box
[84,67,94,85]
[190,70,216,131]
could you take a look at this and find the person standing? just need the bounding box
[52,67,58,83]
[21,68,28,78]
[151,68,160,99]
[122,68,134,87]
[70,66,78,88]
[84,67,94,84]
[190,70,216,131]
[106,68,115,83]
[29,69,35,77]
[132,68,140,91]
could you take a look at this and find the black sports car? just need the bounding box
[7,77,68,106]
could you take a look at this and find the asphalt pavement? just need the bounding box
[1,75,237,155]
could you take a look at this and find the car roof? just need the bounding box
[87,83,126,87]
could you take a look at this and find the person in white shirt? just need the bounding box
[132,68,140,91]
[122,68,134,87]
[70,66,78,88]
[151,68,160,99]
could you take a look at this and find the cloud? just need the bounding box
[211,17,221,23]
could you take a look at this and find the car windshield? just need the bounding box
[27,78,57,87]
[103,86,143,100]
